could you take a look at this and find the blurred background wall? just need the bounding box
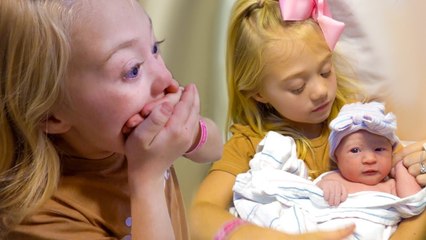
[142,0,426,212]
[142,0,233,210]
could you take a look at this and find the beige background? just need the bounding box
[142,0,426,211]
[142,0,232,209]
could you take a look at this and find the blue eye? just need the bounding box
[124,63,141,79]
[152,44,159,54]
[152,40,165,54]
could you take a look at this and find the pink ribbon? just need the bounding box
[279,0,345,49]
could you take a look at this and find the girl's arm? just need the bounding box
[190,170,355,240]
[184,117,223,163]
[125,85,200,239]
[390,211,426,240]
[391,141,426,239]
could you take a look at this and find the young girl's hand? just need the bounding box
[121,84,184,135]
[316,179,348,206]
[232,222,355,240]
[124,84,200,180]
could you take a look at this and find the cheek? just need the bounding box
[379,156,393,173]
[328,76,338,96]
[337,158,358,177]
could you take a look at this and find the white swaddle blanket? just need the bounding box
[232,131,426,240]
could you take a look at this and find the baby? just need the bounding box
[317,101,421,206]
[232,102,426,239]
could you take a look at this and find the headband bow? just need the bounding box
[278,0,345,49]
[328,102,399,161]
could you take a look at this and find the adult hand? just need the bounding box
[393,140,426,186]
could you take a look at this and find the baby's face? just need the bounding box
[335,130,393,185]
[51,0,176,159]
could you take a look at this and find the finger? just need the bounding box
[180,84,200,133]
[130,102,173,145]
[341,186,348,203]
[190,84,200,114]
[394,141,425,163]
[322,188,330,202]
[403,151,425,168]
[322,224,355,240]
[303,224,355,240]
[167,84,197,127]
[332,185,341,206]
[414,161,426,176]
[141,88,184,117]
[122,114,144,134]
[416,174,426,187]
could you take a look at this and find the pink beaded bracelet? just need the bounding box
[214,218,246,240]
[185,119,207,155]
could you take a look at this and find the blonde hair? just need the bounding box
[0,0,76,234]
[226,0,363,173]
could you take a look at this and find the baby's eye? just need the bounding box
[124,63,141,80]
[350,148,360,153]
[375,147,386,152]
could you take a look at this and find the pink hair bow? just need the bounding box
[279,0,345,49]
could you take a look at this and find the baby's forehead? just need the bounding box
[342,130,392,144]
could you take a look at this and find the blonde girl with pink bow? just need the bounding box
[191,0,426,239]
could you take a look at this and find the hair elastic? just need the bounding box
[185,119,207,155]
[214,218,246,240]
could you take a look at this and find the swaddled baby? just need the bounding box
[232,102,425,240]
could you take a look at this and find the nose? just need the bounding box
[361,151,377,165]
[309,76,328,103]
[150,57,175,96]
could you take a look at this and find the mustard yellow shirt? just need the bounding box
[210,124,334,179]
[8,154,188,240]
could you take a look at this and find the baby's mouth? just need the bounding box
[362,169,378,175]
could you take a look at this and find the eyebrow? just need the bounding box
[102,17,153,65]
